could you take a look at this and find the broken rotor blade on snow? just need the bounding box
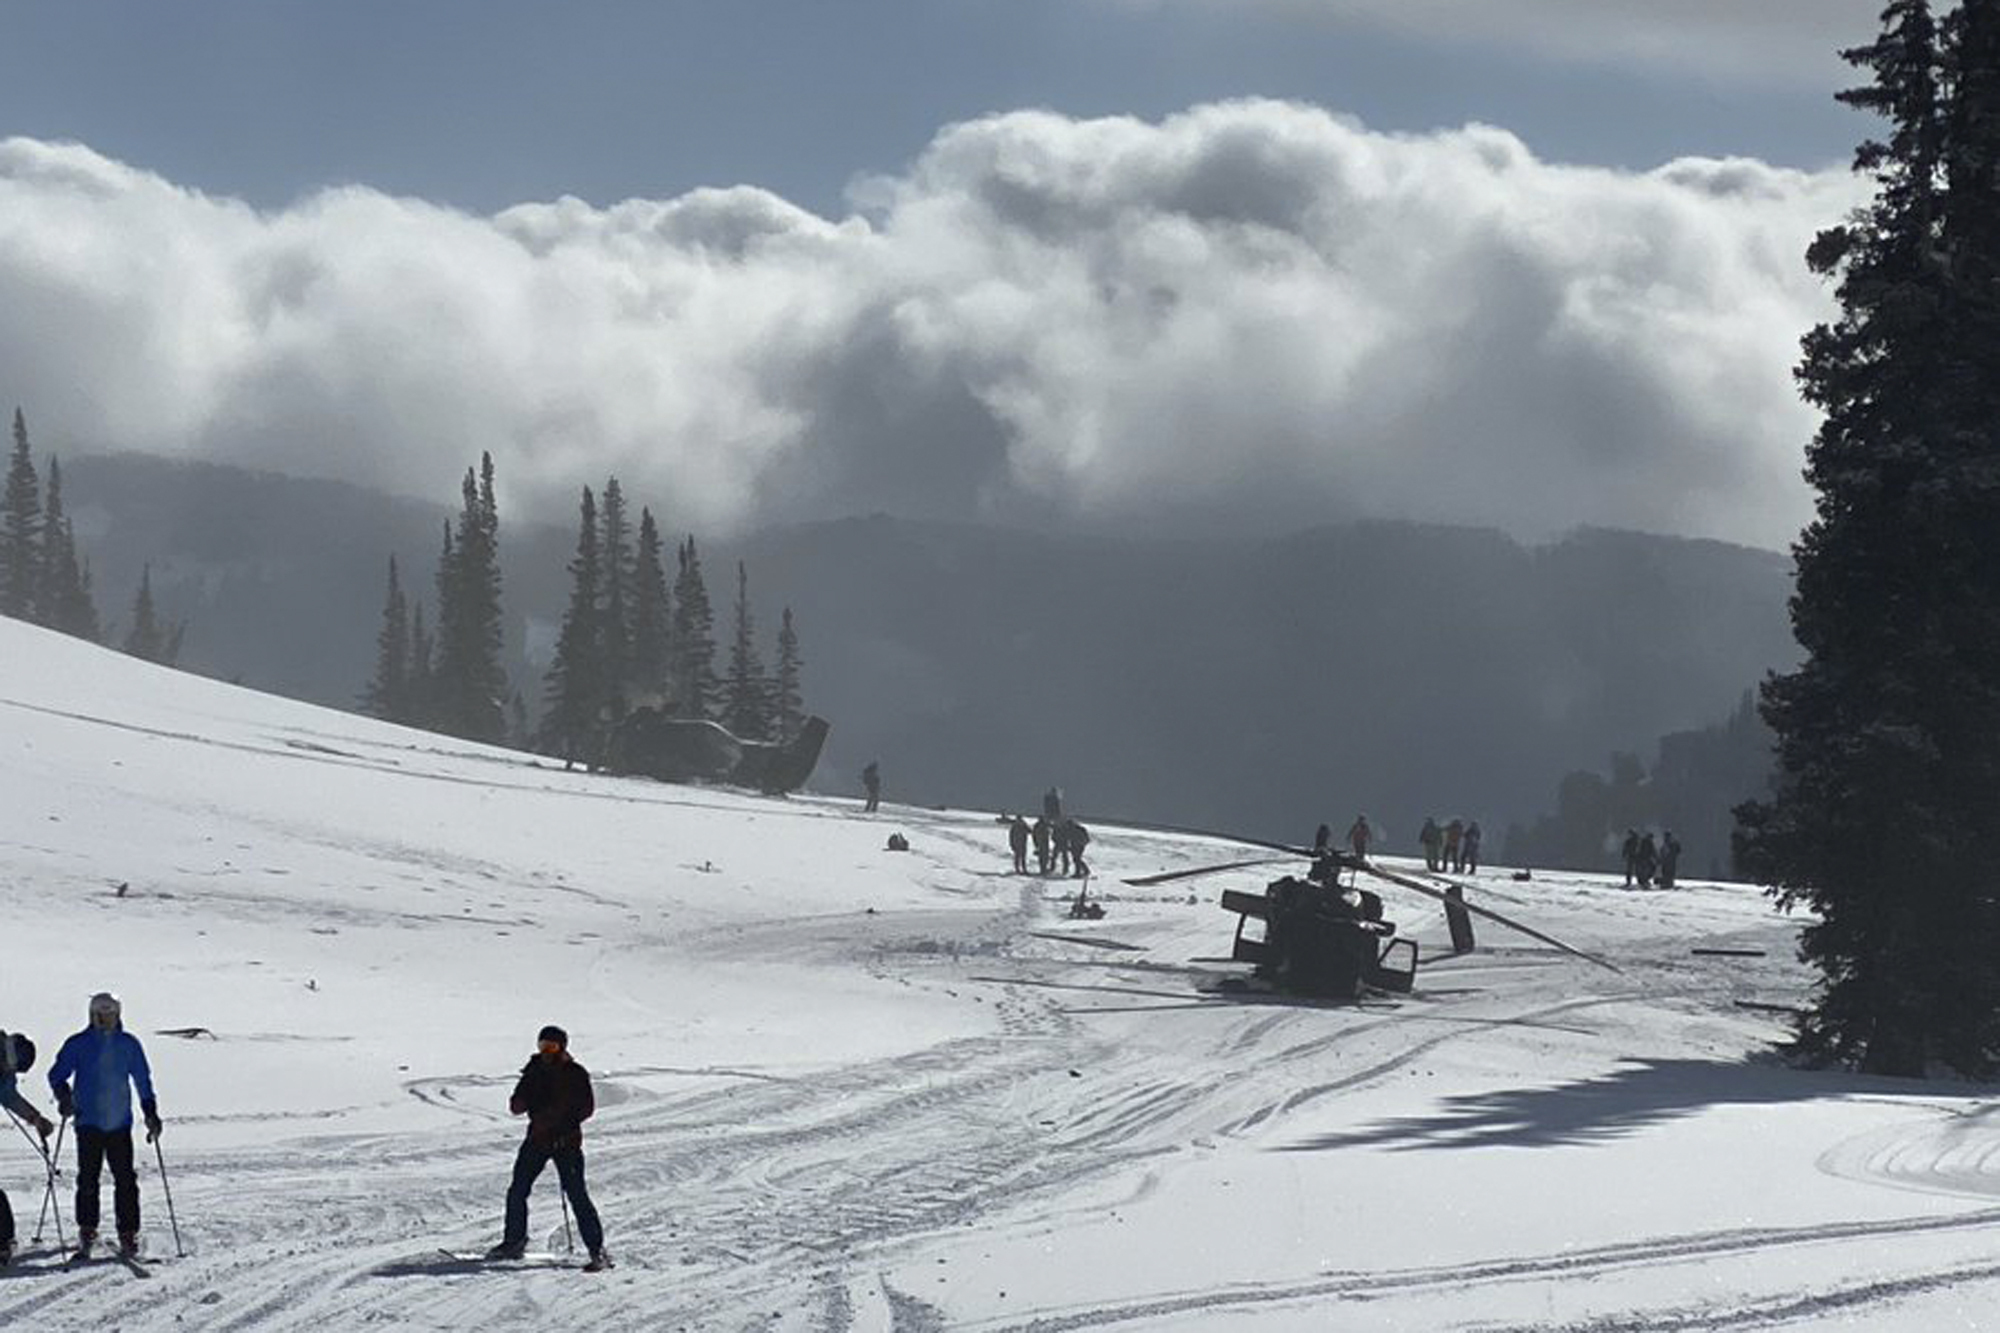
[1122,856,1290,887]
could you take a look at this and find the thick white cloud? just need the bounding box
[1106,0,1879,85]
[0,102,1862,546]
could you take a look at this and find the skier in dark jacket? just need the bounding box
[1621,829,1640,886]
[47,993,159,1259]
[490,1025,611,1271]
[1461,821,1483,874]
[1031,817,1053,874]
[862,762,882,813]
[1008,816,1031,873]
[1,1031,56,1268]
[1043,787,1063,822]
[1347,814,1372,860]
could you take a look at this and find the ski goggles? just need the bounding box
[537,1038,564,1055]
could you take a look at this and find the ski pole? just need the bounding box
[559,1187,575,1253]
[6,1107,66,1251]
[33,1117,66,1246]
[152,1136,186,1258]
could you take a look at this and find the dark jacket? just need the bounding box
[510,1053,595,1149]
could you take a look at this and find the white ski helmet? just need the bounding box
[88,991,123,1028]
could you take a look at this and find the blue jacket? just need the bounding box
[48,1027,156,1131]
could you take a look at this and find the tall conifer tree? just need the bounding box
[1,409,42,619]
[671,536,718,719]
[37,456,99,640]
[431,455,508,742]
[598,477,634,721]
[540,487,605,764]
[722,560,770,739]
[1737,0,2000,1075]
[122,563,184,666]
[630,507,673,708]
[773,606,805,744]
[362,555,412,723]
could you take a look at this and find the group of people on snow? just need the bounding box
[1,992,162,1266]
[1006,788,1091,877]
[1621,828,1682,889]
[4,1000,612,1272]
[1418,817,1482,874]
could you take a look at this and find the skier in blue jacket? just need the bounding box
[47,993,161,1259]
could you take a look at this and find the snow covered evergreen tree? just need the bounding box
[1737,0,2000,1076]
[540,486,606,764]
[773,606,805,744]
[670,535,718,719]
[722,560,771,740]
[629,507,674,710]
[1,409,42,620]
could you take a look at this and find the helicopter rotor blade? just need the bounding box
[1122,856,1290,887]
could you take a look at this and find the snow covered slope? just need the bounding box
[2,616,1996,1331]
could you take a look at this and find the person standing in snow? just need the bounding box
[1659,831,1682,890]
[1621,829,1641,886]
[1313,823,1332,855]
[1444,819,1464,873]
[1043,786,1063,823]
[1347,814,1372,861]
[1461,821,1483,874]
[1031,816,1053,874]
[1419,817,1443,872]
[1,1031,56,1268]
[862,761,882,813]
[1635,832,1659,889]
[47,992,160,1259]
[1008,815,1031,874]
[1066,820,1091,878]
[491,1025,611,1271]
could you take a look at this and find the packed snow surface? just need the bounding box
[2,617,1997,1331]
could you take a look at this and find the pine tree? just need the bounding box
[629,507,674,709]
[722,560,771,739]
[407,601,436,728]
[431,456,508,743]
[37,456,99,641]
[1736,0,2000,1075]
[773,606,805,744]
[671,535,718,719]
[598,477,634,721]
[540,486,605,764]
[122,563,184,666]
[362,555,412,723]
[1,409,42,619]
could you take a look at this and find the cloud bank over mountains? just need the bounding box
[0,100,1862,547]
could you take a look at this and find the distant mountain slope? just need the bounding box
[58,453,1796,848]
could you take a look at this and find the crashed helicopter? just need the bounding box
[1127,831,1618,1002]
[603,707,831,794]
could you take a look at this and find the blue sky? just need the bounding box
[0,2,1885,546]
[1,1,1868,217]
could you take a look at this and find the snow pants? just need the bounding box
[504,1139,604,1252]
[75,1126,140,1237]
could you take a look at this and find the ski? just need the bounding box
[437,1248,571,1269]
